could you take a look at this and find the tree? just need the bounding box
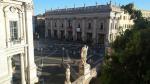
[97,3,150,84]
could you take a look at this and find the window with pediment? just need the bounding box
[10,21,18,41]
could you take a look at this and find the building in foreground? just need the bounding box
[45,2,134,46]
[0,0,38,84]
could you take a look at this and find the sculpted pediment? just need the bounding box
[3,5,22,14]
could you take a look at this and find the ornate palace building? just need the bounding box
[45,2,134,46]
[141,10,150,20]
[0,0,38,84]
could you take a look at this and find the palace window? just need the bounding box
[10,21,18,41]
[68,20,72,27]
[88,23,91,29]
[54,22,57,27]
[61,23,64,28]
[124,16,126,20]
[115,24,117,29]
[100,23,103,30]
[78,24,80,28]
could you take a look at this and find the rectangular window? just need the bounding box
[54,22,57,27]
[68,20,72,28]
[124,16,126,20]
[88,23,91,29]
[78,24,80,28]
[10,21,18,41]
[61,23,64,28]
[100,23,103,30]
[115,24,117,29]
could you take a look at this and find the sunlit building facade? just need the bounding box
[0,0,38,84]
[45,3,134,46]
[141,10,150,20]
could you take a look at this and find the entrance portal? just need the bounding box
[12,54,21,84]
[98,34,105,46]
[54,30,58,39]
[77,32,82,41]
[68,31,73,41]
[87,33,92,44]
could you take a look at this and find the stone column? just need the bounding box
[57,19,61,39]
[105,18,111,54]
[72,19,76,41]
[107,18,112,44]
[82,18,86,42]
[64,19,67,39]
[24,2,38,84]
[20,53,26,84]
[8,56,13,78]
[93,19,97,44]
[45,19,49,38]
[50,19,54,38]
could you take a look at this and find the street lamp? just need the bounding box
[40,48,43,67]
[37,33,40,50]
[40,47,45,84]
[62,47,65,63]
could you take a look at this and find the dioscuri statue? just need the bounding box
[81,45,88,65]
[66,64,71,82]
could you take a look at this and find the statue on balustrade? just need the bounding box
[81,45,88,65]
[65,64,71,84]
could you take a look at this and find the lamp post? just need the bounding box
[62,47,65,63]
[40,48,45,84]
[40,48,43,67]
[37,33,40,50]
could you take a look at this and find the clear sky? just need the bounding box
[33,0,150,15]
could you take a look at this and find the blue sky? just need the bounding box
[33,0,150,15]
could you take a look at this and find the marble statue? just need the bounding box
[81,45,88,65]
[66,64,71,82]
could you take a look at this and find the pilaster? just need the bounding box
[50,19,54,38]
[24,2,38,84]
[64,19,67,39]
[20,53,26,84]
[72,19,76,41]
[45,20,48,38]
[92,19,97,44]
[82,18,86,42]
[57,19,61,39]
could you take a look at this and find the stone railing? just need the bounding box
[72,68,97,84]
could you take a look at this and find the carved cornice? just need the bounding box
[25,3,33,10]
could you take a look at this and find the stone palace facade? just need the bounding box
[45,3,134,45]
[0,0,38,84]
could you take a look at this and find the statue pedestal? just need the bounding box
[65,81,71,84]
[79,63,91,77]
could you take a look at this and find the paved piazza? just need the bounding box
[34,38,104,84]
